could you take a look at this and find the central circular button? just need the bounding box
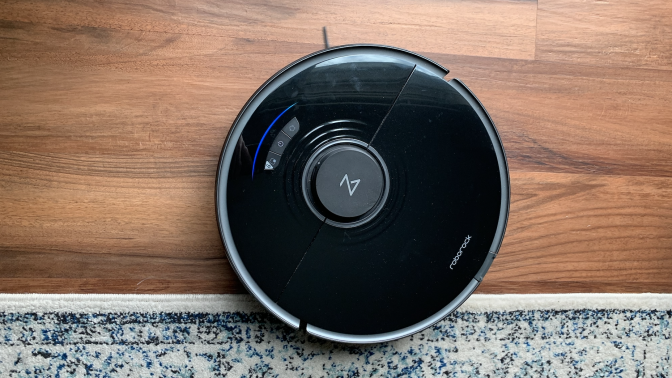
[313,145,385,220]
[302,139,389,228]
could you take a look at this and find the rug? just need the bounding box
[0,293,669,377]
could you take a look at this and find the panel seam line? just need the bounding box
[367,65,417,148]
[275,219,326,303]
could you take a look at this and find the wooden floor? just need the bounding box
[0,0,671,294]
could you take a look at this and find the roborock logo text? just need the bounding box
[450,235,472,270]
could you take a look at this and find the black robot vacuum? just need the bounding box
[216,45,509,343]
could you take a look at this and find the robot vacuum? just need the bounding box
[216,45,509,343]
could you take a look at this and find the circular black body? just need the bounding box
[216,45,510,343]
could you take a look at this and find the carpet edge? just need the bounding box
[0,293,670,313]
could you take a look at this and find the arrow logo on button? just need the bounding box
[340,174,360,196]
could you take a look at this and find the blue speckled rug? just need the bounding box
[0,294,670,377]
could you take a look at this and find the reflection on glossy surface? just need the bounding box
[229,137,252,178]
[227,54,415,303]
[277,68,503,335]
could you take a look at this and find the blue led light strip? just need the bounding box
[251,103,297,179]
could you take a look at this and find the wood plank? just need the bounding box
[484,171,672,293]
[536,0,672,69]
[3,279,669,295]
[0,0,537,60]
[1,167,670,293]
[2,50,672,176]
[0,279,244,294]
[427,53,672,177]
[0,61,246,158]
[0,154,221,256]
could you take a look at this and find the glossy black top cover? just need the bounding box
[217,45,509,342]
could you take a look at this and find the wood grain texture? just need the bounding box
[0,0,671,294]
[432,53,672,177]
[483,171,672,293]
[536,0,672,69]
[0,0,537,60]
